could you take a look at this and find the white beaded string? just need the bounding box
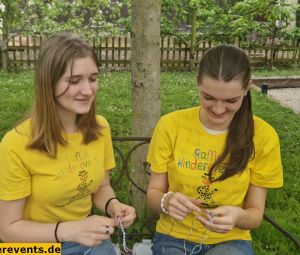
[118,217,132,254]
[83,217,132,255]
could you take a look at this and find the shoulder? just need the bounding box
[96,115,110,128]
[160,107,199,125]
[253,115,279,147]
[1,119,31,149]
[251,116,283,188]
[95,115,112,139]
[253,115,278,138]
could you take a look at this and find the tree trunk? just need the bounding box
[189,7,197,71]
[1,10,9,71]
[1,37,8,71]
[131,0,161,218]
[297,0,300,28]
[270,26,278,69]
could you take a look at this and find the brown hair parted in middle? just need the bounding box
[28,32,101,157]
[197,44,255,182]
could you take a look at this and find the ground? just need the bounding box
[264,87,300,114]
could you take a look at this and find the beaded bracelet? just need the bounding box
[160,191,173,214]
[105,197,119,217]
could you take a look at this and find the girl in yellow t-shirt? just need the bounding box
[147,45,283,255]
[0,33,136,255]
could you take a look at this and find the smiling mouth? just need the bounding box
[75,98,90,102]
[211,112,225,118]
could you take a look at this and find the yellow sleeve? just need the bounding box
[251,124,283,188]
[147,115,177,173]
[97,115,116,171]
[0,132,31,200]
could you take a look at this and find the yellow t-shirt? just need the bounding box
[147,106,283,244]
[0,115,115,223]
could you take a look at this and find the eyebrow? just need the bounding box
[201,91,242,101]
[66,72,99,79]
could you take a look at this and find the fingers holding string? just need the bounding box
[99,225,114,235]
[168,195,201,217]
[196,212,230,233]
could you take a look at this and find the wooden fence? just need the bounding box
[2,35,300,71]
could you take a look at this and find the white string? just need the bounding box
[118,217,133,254]
[83,217,132,255]
[83,247,92,255]
[183,212,214,255]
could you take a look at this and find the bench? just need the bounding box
[110,137,300,254]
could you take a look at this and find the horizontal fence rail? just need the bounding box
[1,35,299,71]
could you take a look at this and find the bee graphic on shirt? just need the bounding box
[196,173,218,207]
[56,169,92,207]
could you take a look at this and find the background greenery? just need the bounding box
[0,68,299,254]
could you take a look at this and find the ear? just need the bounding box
[247,80,252,89]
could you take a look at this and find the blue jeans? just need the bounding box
[152,232,255,255]
[61,239,117,255]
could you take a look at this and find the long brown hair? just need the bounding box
[27,32,101,157]
[197,45,254,181]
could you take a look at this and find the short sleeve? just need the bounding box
[97,116,116,171]
[251,125,283,188]
[147,116,176,173]
[0,133,31,200]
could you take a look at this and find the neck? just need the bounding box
[63,123,78,133]
[58,112,78,133]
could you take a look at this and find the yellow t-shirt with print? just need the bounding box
[147,106,283,244]
[0,115,115,223]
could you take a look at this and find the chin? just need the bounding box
[75,108,91,115]
[208,117,229,127]
[77,111,90,115]
[209,115,227,122]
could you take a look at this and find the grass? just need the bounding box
[0,69,299,254]
[252,65,300,77]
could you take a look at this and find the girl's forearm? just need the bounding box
[235,207,264,230]
[92,185,117,214]
[146,189,164,214]
[1,220,58,242]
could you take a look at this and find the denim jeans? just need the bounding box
[61,239,117,255]
[152,232,255,255]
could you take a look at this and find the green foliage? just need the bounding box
[28,0,129,39]
[0,0,130,43]
[161,0,299,45]
[0,70,299,253]
[0,1,27,32]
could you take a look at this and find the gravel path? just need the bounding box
[266,88,300,114]
[253,86,300,114]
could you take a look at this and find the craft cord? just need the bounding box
[83,217,132,255]
[118,217,133,254]
[83,246,92,255]
[166,212,214,255]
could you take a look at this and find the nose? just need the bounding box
[212,101,226,115]
[80,80,94,95]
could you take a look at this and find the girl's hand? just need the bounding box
[60,215,115,246]
[196,206,241,233]
[164,192,202,221]
[109,202,136,228]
